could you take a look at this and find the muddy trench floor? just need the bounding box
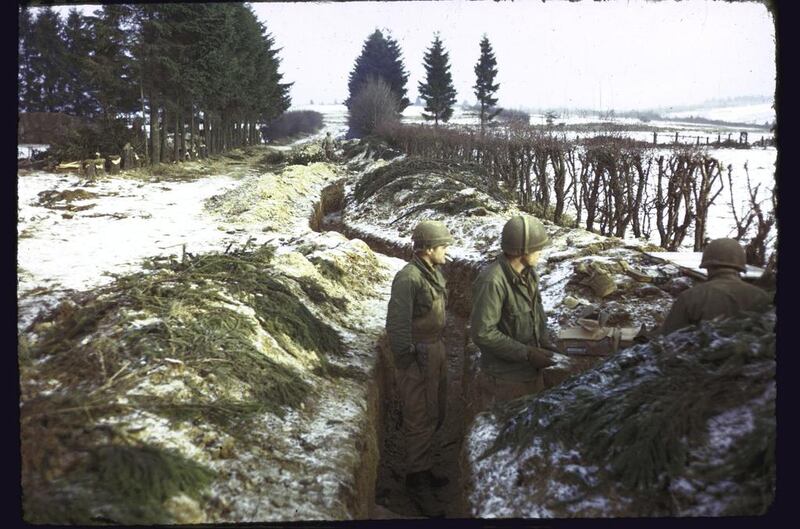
[372,310,471,519]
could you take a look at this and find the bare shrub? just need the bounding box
[728,162,776,267]
[347,77,401,138]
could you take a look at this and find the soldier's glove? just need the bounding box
[539,337,562,355]
[526,346,557,369]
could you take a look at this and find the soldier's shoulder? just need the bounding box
[744,281,772,300]
[474,259,504,284]
[394,261,423,281]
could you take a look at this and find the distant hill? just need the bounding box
[662,102,775,127]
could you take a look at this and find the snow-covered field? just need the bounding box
[663,102,775,126]
[17,102,777,331]
[17,173,242,330]
[17,150,340,332]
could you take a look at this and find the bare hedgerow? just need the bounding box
[376,123,755,252]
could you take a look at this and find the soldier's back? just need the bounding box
[681,275,770,323]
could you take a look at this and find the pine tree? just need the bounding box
[61,9,96,116]
[473,34,501,135]
[346,29,409,113]
[27,7,68,113]
[84,5,139,121]
[417,35,457,126]
[18,7,38,113]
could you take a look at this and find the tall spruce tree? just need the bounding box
[18,4,291,162]
[473,34,501,135]
[84,5,139,122]
[417,35,457,126]
[18,7,37,113]
[27,7,68,112]
[62,9,96,116]
[346,29,409,113]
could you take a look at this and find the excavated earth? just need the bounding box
[19,142,406,523]
[331,140,776,519]
[18,138,776,522]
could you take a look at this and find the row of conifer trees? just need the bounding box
[19,4,291,163]
[345,30,502,136]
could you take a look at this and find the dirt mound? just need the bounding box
[19,234,394,524]
[343,155,521,264]
[204,163,338,231]
[465,309,775,517]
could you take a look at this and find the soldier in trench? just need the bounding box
[385,220,454,516]
[322,131,336,160]
[470,215,559,411]
[659,238,771,335]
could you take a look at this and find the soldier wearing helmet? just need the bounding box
[659,238,770,335]
[385,220,454,516]
[470,215,558,410]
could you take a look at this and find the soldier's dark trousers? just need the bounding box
[475,369,544,411]
[396,339,447,474]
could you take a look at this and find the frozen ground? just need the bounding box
[663,102,775,126]
[18,139,407,522]
[18,172,242,330]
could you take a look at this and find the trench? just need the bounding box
[308,178,613,518]
[310,183,483,518]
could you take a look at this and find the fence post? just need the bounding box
[653,131,657,145]
[706,137,709,145]
[675,131,679,144]
[696,136,700,145]
[717,133,721,144]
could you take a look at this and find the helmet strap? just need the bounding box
[521,215,528,255]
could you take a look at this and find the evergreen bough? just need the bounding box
[479,309,776,515]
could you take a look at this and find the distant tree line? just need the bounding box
[345,30,501,136]
[375,123,775,264]
[18,4,291,163]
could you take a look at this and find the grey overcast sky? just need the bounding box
[51,1,776,111]
[250,0,776,111]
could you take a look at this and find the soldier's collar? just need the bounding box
[412,255,444,287]
[498,254,531,285]
[708,267,743,280]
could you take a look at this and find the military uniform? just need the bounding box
[471,254,549,405]
[322,133,335,160]
[660,268,770,335]
[386,254,448,475]
[660,238,771,335]
[470,215,555,410]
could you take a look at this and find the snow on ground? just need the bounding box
[664,102,775,126]
[17,172,242,330]
[17,113,414,520]
[18,144,49,159]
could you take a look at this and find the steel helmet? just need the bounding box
[700,238,747,272]
[412,220,454,249]
[501,215,549,255]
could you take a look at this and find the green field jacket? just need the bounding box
[386,255,448,370]
[470,254,547,382]
[660,268,771,335]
